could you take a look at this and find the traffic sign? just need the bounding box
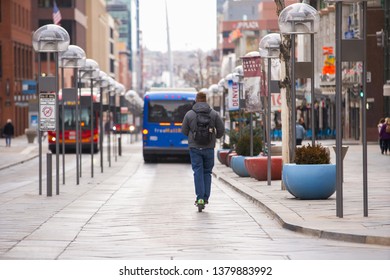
[39,93,56,131]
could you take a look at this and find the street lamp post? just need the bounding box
[114,83,125,157]
[217,78,226,145]
[259,33,281,186]
[125,90,144,144]
[79,59,100,178]
[326,0,368,217]
[107,77,116,167]
[59,45,86,185]
[278,3,319,160]
[93,71,109,173]
[32,24,70,196]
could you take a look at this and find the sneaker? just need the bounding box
[195,199,205,207]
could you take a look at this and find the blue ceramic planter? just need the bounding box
[282,163,336,199]
[231,155,250,177]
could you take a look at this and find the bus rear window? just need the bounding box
[148,100,194,123]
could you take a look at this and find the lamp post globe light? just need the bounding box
[32,24,70,196]
[59,45,86,68]
[259,33,281,186]
[79,59,99,178]
[259,33,281,58]
[278,3,319,34]
[32,24,70,53]
[58,45,86,185]
[278,3,319,162]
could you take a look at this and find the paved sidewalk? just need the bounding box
[213,141,390,247]
[1,135,389,247]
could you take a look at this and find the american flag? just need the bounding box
[52,0,62,25]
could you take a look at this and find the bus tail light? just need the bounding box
[142,129,148,135]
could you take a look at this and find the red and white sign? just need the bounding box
[39,93,56,131]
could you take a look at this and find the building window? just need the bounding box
[110,58,115,73]
[38,0,51,8]
[110,28,114,39]
[110,42,114,55]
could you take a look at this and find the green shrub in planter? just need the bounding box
[295,143,330,164]
[236,134,262,156]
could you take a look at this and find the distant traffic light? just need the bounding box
[359,85,364,98]
[376,29,385,48]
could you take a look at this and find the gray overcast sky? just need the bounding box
[139,0,217,52]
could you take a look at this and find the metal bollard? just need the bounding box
[118,137,122,156]
[47,153,52,197]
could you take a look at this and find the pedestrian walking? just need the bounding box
[379,117,390,155]
[377,118,385,154]
[181,91,225,211]
[3,119,14,147]
[298,117,306,129]
[295,122,306,146]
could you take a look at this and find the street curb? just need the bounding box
[0,154,39,171]
[213,172,390,247]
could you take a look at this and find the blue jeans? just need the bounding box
[189,148,214,201]
[4,135,11,147]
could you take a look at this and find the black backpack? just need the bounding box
[192,109,214,145]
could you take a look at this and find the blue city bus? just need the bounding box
[142,88,196,163]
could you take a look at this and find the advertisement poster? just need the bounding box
[242,56,262,112]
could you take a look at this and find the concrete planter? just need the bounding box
[217,149,230,165]
[230,155,250,177]
[25,129,37,144]
[226,151,237,167]
[282,163,336,199]
[245,156,283,181]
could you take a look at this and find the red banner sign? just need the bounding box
[242,56,261,78]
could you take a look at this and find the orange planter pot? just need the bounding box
[226,152,237,167]
[217,149,230,165]
[245,156,283,181]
